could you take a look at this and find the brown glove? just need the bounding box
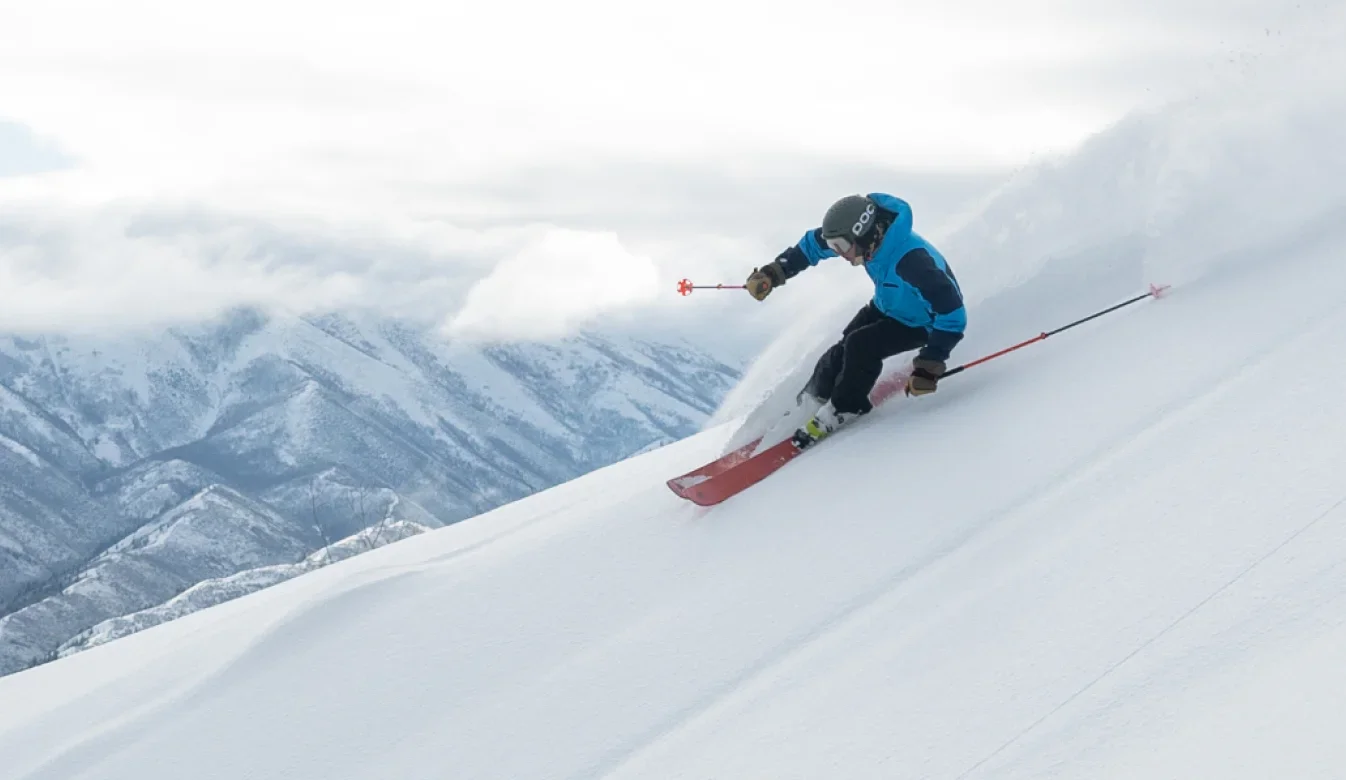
[906,357,946,396]
[745,261,786,301]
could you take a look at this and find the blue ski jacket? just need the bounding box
[775,192,966,362]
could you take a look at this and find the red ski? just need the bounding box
[667,437,806,506]
[667,370,911,506]
[666,437,764,485]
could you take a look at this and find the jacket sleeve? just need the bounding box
[774,228,836,279]
[895,248,966,361]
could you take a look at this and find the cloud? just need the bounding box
[0,0,1329,354]
[0,205,494,335]
[0,121,74,177]
[0,153,1004,361]
[445,227,660,342]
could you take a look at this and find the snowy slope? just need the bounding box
[3,16,1346,780]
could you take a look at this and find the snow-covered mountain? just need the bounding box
[0,310,744,675]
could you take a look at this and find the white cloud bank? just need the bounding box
[0,207,494,335]
[0,0,1330,348]
[446,228,661,342]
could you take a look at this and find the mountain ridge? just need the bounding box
[0,307,744,675]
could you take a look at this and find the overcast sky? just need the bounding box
[0,0,1320,353]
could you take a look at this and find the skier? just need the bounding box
[745,193,966,444]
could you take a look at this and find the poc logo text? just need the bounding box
[852,203,876,237]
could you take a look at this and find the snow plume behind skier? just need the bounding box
[745,193,967,445]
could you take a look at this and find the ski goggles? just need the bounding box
[825,235,858,257]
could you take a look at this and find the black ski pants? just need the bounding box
[803,301,929,414]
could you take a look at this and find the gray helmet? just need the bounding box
[820,195,879,242]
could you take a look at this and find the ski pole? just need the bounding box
[941,283,1170,380]
[677,278,746,296]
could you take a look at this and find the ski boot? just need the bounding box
[791,402,862,449]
